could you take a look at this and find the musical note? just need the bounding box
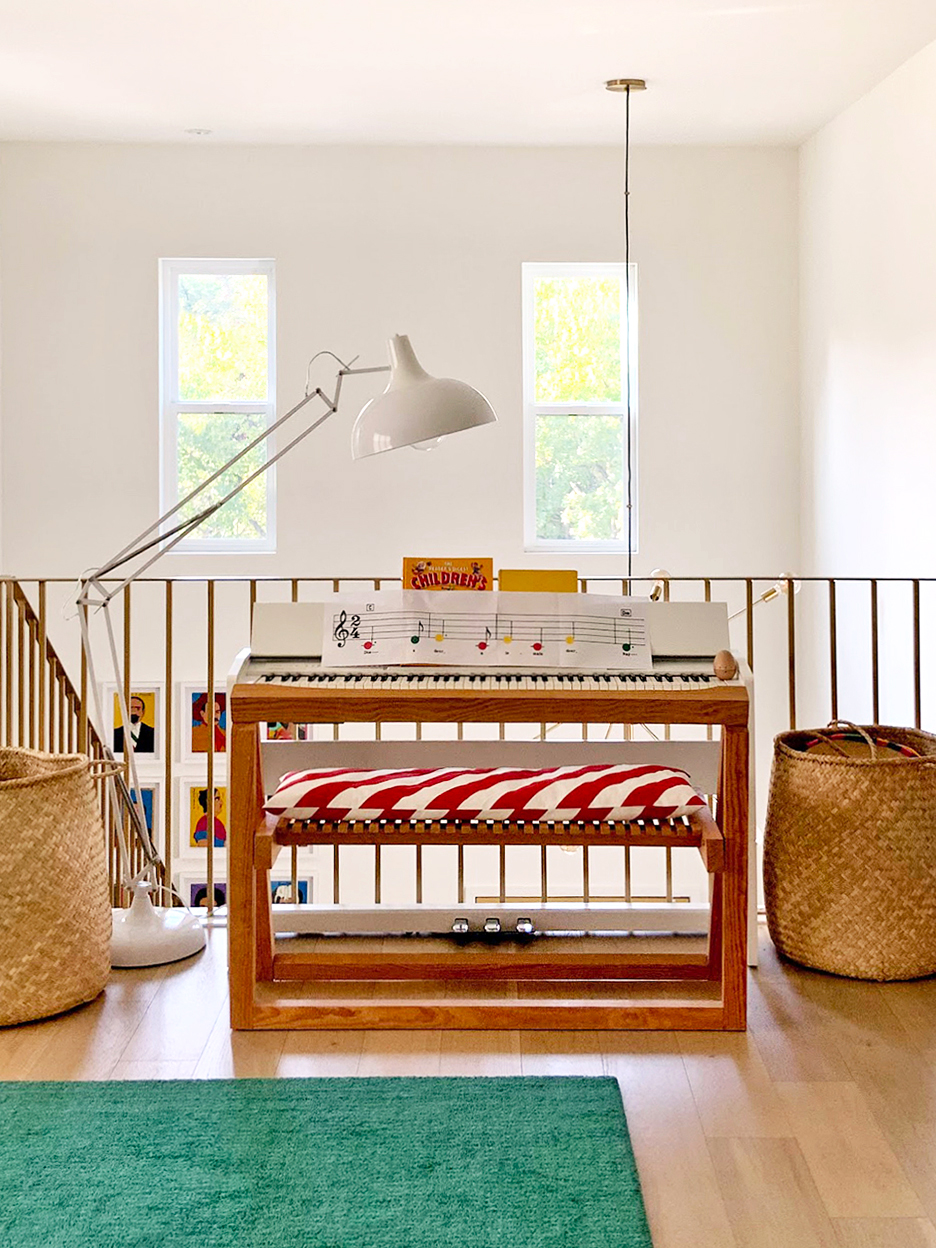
[477,624,492,652]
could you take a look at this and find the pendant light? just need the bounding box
[605,78,645,584]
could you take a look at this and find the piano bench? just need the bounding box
[232,746,748,1031]
[262,804,723,873]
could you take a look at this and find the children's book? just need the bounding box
[403,557,493,591]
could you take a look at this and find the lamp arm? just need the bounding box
[91,386,326,583]
[76,353,390,892]
[80,360,391,608]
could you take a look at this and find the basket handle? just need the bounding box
[813,720,878,760]
[87,758,126,781]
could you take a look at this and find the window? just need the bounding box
[522,262,637,552]
[159,258,276,552]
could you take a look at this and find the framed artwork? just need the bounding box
[178,780,229,852]
[261,722,310,742]
[129,781,162,855]
[270,878,311,904]
[181,684,228,761]
[102,683,163,763]
[186,880,228,910]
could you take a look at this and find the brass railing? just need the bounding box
[2,575,932,914]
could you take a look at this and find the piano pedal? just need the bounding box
[483,917,502,934]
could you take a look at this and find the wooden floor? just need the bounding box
[4,925,936,1248]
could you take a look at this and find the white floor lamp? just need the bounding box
[78,335,496,967]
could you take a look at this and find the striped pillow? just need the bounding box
[264,764,705,824]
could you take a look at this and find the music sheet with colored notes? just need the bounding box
[321,591,651,670]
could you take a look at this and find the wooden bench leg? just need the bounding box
[706,873,723,982]
[229,722,264,1028]
[256,865,274,981]
[719,724,749,1029]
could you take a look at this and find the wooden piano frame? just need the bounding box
[228,683,749,1030]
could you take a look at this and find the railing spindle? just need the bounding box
[829,579,838,722]
[787,577,796,728]
[913,579,922,730]
[5,584,14,746]
[870,579,880,723]
[28,613,36,750]
[38,583,47,750]
[16,595,25,747]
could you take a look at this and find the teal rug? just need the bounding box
[0,1076,652,1248]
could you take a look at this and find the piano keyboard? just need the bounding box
[247,665,739,693]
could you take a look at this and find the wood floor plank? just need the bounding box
[519,1030,604,1075]
[794,964,936,1223]
[5,965,169,1080]
[885,984,936,1068]
[358,1030,442,1076]
[749,940,852,1082]
[277,1031,366,1077]
[438,1030,522,1075]
[111,1060,199,1080]
[602,1034,738,1248]
[117,932,227,1064]
[194,1003,287,1079]
[708,1137,840,1248]
[678,1032,792,1138]
[833,1218,936,1248]
[775,1082,924,1219]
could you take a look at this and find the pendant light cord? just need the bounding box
[624,83,634,585]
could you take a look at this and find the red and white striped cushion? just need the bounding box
[264,763,705,824]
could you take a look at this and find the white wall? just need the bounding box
[799,38,936,732]
[800,39,936,579]
[0,142,799,584]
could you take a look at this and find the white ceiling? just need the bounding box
[0,0,934,146]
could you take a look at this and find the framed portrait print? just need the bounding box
[182,878,228,910]
[103,683,163,763]
[261,721,310,742]
[129,781,163,857]
[178,779,229,853]
[181,684,228,761]
[270,878,311,904]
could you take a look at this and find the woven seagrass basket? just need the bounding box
[764,724,936,981]
[0,749,111,1025]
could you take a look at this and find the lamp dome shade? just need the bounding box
[351,334,496,459]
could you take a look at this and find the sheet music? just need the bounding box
[321,591,651,670]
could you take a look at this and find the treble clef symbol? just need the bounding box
[333,610,351,648]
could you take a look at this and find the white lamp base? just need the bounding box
[111,881,206,968]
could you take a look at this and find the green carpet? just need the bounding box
[0,1076,652,1248]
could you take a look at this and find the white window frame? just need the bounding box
[522,261,637,553]
[159,257,276,554]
